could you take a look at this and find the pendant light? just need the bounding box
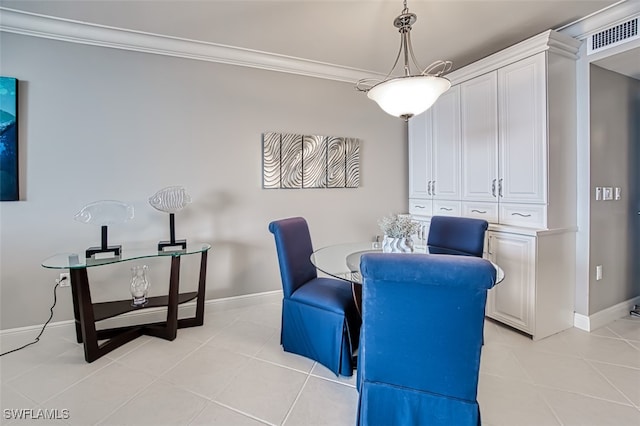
[356,0,452,120]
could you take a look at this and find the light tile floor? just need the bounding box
[1,299,639,426]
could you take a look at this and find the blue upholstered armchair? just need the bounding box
[427,215,489,257]
[268,217,360,376]
[357,253,497,425]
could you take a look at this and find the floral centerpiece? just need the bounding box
[378,214,420,253]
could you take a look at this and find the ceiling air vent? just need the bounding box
[588,17,639,55]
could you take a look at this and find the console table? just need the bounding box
[42,243,211,362]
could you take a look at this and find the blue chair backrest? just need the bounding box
[427,216,488,257]
[359,253,496,402]
[268,217,318,298]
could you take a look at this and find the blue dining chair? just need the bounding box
[357,253,497,426]
[268,217,360,376]
[427,216,489,257]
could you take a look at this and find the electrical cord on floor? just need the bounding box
[0,276,64,357]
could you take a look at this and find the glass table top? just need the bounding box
[310,242,504,285]
[42,242,211,269]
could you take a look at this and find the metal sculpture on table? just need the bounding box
[74,200,135,259]
[149,186,191,251]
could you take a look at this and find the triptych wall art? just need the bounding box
[262,132,360,189]
[0,76,18,201]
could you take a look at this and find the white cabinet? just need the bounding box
[498,53,547,204]
[408,86,461,204]
[486,228,575,340]
[486,231,535,333]
[459,54,548,226]
[409,30,580,340]
[408,109,432,200]
[461,71,499,203]
[431,86,461,200]
[413,32,578,230]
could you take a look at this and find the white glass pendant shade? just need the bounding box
[367,75,451,119]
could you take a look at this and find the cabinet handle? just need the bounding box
[415,205,425,209]
[471,209,487,214]
[498,178,503,197]
[492,179,496,197]
[432,181,436,195]
[427,181,432,196]
[440,207,453,211]
[488,235,492,255]
[511,212,532,217]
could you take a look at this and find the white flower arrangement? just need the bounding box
[378,214,420,238]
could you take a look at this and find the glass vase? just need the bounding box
[130,265,150,307]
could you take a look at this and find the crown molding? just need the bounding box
[0,7,382,84]
[447,30,581,85]
[558,0,640,40]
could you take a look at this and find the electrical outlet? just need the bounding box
[58,272,70,287]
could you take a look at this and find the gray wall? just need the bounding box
[0,33,406,330]
[589,64,640,314]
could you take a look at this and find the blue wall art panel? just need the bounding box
[262,131,360,189]
[0,76,18,201]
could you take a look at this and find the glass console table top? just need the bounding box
[311,242,504,285]
[42,242,211,269]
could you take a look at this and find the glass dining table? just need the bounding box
[310,242,504,314]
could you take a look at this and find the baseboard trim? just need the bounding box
[573,295,640,332]
[0,290,283,336]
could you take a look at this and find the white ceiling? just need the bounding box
[3,0,627,75]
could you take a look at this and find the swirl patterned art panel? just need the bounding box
[327,137,346,188]
[262,132,281,189]
[345,138,360,188]
[262,132,359,189]
[280,133,303,189]
[303,135,327,188]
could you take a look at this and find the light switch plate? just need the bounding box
[615,187,621,200]
[595,187,602,200]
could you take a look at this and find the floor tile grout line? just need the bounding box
[582,353,640,371]
[504,345,537,384]
[34,352,117,407]
[584,357,639,408]
[308,371,357,389]
[246,354,315,376]
[92,375,166,426]
[203,399,277,426]
[531,381,636,408]
[281,367,314,426]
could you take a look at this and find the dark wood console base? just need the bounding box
[69,250,208,363]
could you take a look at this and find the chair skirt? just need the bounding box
[282,298,357,376]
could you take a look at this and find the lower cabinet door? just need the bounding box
[486,231,535,335]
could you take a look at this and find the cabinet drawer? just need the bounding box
[432,200,461,217]
[499,204,546,228]
[462,202,498,223]
[409,199,432,216]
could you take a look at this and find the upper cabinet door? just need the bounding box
[431,86,461,200]
[408,109,432,199]
[461,71,499,202]
[498,53,547,204]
